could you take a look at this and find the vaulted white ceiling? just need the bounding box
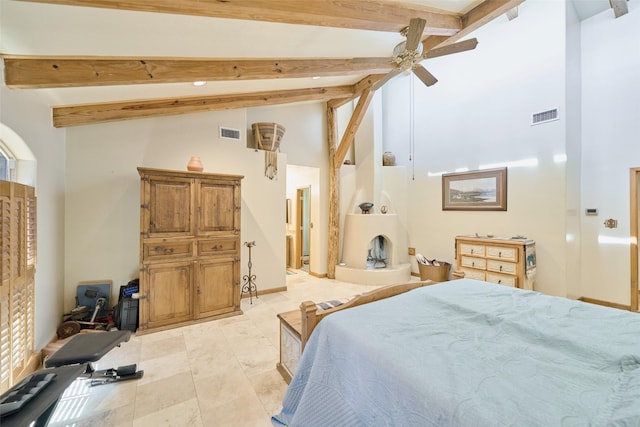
[0,0,623,127]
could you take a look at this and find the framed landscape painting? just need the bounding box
[442,167,507,211]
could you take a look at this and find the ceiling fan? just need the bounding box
[362,17,479,91]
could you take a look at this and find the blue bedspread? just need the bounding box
[272,279,640,426]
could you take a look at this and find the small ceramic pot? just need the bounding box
[187,156,204,172]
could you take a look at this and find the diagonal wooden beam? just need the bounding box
[17,0,462,35]
[327,74,385,109]
[52,85,354,127]
[2,55,394,89]
[334,88,374,166]
[609,0,628,18]
[422,0,526,51]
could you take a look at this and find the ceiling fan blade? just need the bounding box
[423,38,478,59]
[405,18,426,52]
[372,69,403,91]
[412,65,438,87]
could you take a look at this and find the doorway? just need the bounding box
[296,186,311,271]
[629,168,640,311]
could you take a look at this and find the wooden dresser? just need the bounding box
[454,236,536,290]
[137,167,243,332]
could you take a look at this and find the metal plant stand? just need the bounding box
[241,241,258,303]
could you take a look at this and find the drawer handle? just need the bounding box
[211,245,222,250]
[154,246,174,254]
[498,251,502,257]
[470,249,474,254]
[499,265,503,271]
[498,279,502,284]
[472,261,475,267]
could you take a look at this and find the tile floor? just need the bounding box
[46,270,384,427]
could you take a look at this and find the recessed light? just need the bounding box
[312,76,320,80]
[193,81,207,87]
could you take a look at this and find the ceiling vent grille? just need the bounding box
[219,127,241,140]
[531,108,559,125]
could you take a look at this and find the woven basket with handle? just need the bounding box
[252,122,286,151]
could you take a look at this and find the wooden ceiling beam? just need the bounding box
[52,85,354,127]
[334,87,374,166]
[327,74,385,109]
[609,0,628,18]
[3,55,394,89]
[17,0,462,35]
[422,0,525,51]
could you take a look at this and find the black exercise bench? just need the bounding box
[0,330,142,427]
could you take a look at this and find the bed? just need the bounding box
[272,278,640,426]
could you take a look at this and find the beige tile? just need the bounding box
[188,346,243,380]
[139,333,187,362]
[134,371,196,419]
[132,398,203,427]
[199,393,272,427]
[231,337,279,377]
[193,367,255,408]
[248,369,289,416]
[137,350,191,385]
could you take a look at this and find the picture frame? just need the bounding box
[442,167,507,211]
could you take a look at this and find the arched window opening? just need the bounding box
[0,122,36,186]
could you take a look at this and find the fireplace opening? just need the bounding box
[367,235,389,269]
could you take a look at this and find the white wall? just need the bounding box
[0,67,67,350]
[382,0,568,296]
[565,0,583,299]
[64,110,286,312]
[580,2,640,304]
[248,102,330,275]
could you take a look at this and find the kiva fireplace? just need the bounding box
[335,209,411,285]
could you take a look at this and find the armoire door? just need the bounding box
[142,261,192,329]
[195,256,238,318]
[145,176,193,237]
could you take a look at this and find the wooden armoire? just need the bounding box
[137,167,243,332]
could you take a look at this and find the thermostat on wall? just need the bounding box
[585,208,598,216]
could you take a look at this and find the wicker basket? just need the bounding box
[252,122,286,151]
[418,262,451,282]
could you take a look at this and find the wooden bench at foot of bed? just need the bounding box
[276,280,433,383]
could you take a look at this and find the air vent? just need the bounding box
[219,127,241,140]
[531,108,559,125]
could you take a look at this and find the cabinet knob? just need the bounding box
[499,265,503,271]
[498,251,502,257]
[470,249,474,254]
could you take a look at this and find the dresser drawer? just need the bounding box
[460,268,486,281]
[486,259,517,275]
[486,245,518,262]
[198,238,239,256]
[486,272,517,287]
[143,240,193,260]
[461,256,486,270]
[459,243,485,257]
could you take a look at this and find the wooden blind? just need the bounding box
[0,181,36,393]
